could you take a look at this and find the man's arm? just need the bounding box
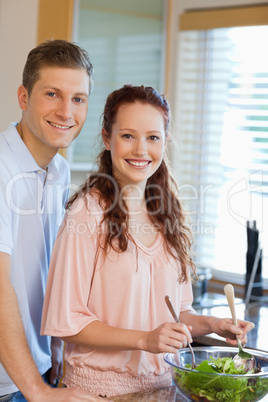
[0,252,106,402]
[49,337,64,386]
[0,252,44,398]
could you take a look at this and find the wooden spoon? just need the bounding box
[224,284,254,361]
[165,295,197,369]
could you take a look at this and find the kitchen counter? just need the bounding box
[111,293,268,401]
[192,293,268,352]
[111,386,177,401]
[111,386,189,401]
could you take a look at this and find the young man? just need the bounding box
[0,40,104,401]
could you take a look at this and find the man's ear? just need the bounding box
[102,128,111,150]
[17,85,29,111]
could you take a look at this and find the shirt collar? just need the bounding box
[4,122,55,174]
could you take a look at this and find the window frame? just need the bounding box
[171,1,268,288]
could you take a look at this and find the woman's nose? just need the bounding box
[133,138,147,155]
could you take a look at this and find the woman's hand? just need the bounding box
[33,386,113,402]
[143,322,193,354]
[210,318,255,345]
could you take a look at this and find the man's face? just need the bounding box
[18,66,90,157]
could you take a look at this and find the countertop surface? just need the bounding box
[112,386,189,401]
[111,293,268,401]
[192,292,268,352]
[112,386,177,401]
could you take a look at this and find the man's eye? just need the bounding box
[47,92,56,97]
[74,97,83,103]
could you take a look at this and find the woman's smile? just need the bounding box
[125,159,152,168]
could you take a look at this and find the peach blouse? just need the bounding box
[41,193,194,397]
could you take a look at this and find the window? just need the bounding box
[173,6,268,283]
[68,0,165,171]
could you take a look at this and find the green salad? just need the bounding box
[174,356,268,402]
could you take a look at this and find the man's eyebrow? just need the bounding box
[73,92,89,99]
[42,86,89,97]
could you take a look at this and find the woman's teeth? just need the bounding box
[127,160,150,167]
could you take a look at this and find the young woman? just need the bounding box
[41,85,254,397]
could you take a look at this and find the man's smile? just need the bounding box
[48,121,74,129]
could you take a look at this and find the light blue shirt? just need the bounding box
[0,123,70,395]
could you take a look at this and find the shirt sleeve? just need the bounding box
[41,195,101,337]
[60,155,70,208]
[0,170,13,255]
[180,269,195,314]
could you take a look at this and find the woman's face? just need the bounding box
[102,102,167,190]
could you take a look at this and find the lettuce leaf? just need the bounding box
[174,356,268,402]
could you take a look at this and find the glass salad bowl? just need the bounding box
[164,346,268,402]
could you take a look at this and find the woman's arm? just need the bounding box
[62,319,193,354]
[179,310,255,345]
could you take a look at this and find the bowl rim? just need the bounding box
[164,346,268,378]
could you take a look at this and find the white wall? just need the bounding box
[0,0,38,131]
[166,0,268,168]
[166,0,268,110]
[1,0,267,133]
[1,0,266,158]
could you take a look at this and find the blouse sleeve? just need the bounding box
[41,195,102,337]
[180,268,195,314]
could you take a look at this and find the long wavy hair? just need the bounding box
[66,85,195,282]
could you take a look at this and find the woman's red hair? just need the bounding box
[66,85,195,282]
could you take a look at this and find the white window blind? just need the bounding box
[68,0,164,170]
[174,25,268,282]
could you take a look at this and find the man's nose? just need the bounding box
[56,99,72,120]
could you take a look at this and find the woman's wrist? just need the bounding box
[136,330,148,351]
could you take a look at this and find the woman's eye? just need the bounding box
[122,134,132,139]
[149,135,159,141]
[47,92,56,97]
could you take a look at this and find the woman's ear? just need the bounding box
[102,128,111,150]
[164,132,172,151]
[17,85,29,111]
[166,132,171,143]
